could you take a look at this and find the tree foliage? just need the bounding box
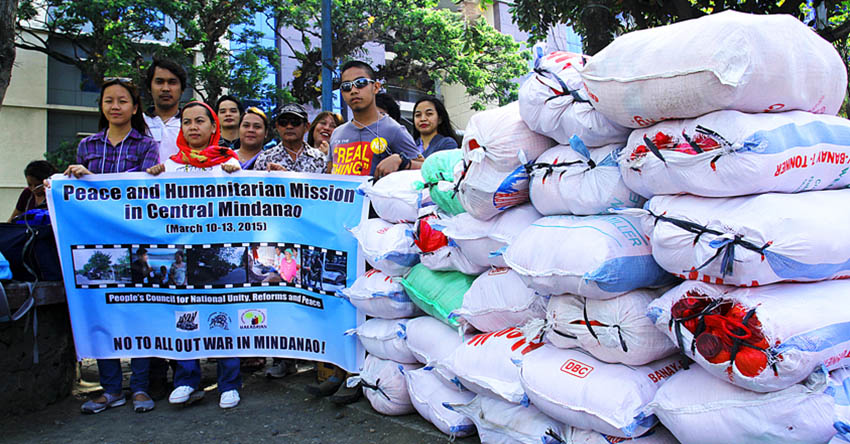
[274,0,529,109]
[508,1,850,56]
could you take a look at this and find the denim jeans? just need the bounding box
[96,358,151,394]
[173,358,241,392]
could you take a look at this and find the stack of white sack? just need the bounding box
[504,214,674,299]
[357,170,424,223]
[518,51,629,147]
[355,354,421,415]
[451,267,547,333]
[525,289,676,365]
[624,189,850,287]
[457,102,556,220]
[648,279,850,392]
[447,394,680,444]
[403,367,476,438]
[431,203,541,270]
[404,315,471,391]
[345,318,418,364]
[578,10,846,128]
[414,208,487,275]
[436,326,543,404]
[528,136,645,216]
[519,344,686,438]
[349,217,419,277]
[337,269,421,319]
[618,110,850,199]
[648,365,850,444]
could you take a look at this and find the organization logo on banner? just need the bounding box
[175,311,199,332]
[208,312,231,330]
[238,309,268,329]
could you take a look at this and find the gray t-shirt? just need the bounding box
[328,115,420,176]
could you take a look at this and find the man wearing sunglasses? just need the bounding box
[253,103,327,173]
[327,61,421,179]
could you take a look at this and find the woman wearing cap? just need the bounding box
[252,103,326,173]
[235,107,270,170]
[146,101,242,409]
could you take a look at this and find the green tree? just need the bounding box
[0,0,17,107]
[273,0,530,109]
[82,251,113,278]
[15,0,171,86]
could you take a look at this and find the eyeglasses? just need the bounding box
[277,116,305,127]
[340,77,375,92]
[103,76,133,84]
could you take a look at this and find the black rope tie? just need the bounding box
[613,325,628,353]
[545,428,566,443]
[361,378,391,401]
[534,67,591,105]
[694,125,734,171]
[647,209,772,277]
[451,159,474,198]
[642,135,667,163]
[680,131,705,154]
[525,160,586,184]
[582,303,599,342]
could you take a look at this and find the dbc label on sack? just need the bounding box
[561,359,593,378]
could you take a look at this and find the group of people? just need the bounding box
[30,58,462,414]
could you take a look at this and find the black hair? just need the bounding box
[98,78,148,135]
[24,160,57,181]
[180,101,215,123]
[307,111,345,147]
[412,96,459,144]
[216,95,244,115]
[375,93,401,124]
[239,107,271,145]
[340,60,376,80]
[145,58,187,92]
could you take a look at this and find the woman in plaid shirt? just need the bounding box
[65,78,159,177]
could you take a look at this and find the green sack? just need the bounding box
[400,264,477,327]
[417,149,466,215]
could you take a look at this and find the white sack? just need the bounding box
[447,395,568,444]
[529,138,644,216]
[358,354,421,415]
[349,218,419,276]
[518,51,629,147]
[438,326,543,404]
[357,169,423,223]
[504,214,673,299]
[535,290,676,365]
[619,110,850,199]
[580,10,846,128]
[403,367,476,437]
[404,316,468,390]
[453,267,547,333]
[435,203,541,269]
[346,318,418,364]
[647,280,850,392]
[338,269,421,319]
[649,365,838,444]
[459,102,557,220]
[632,190,850,287]
[568,427,679,444]
[520,345,686,437]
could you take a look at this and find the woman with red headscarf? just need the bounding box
[146,101,242,409]
[147,101,241,175]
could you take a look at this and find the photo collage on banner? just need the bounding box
[71,243,348,296]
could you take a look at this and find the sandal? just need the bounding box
[133,391,155,413]
[81,392,126,414]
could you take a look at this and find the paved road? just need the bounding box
[1,360,479,444]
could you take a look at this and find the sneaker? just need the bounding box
[265,360,296,379]
[80,392,126,414]
[305,375,343,397]
[169,386,204,405]
[219,390,240,409]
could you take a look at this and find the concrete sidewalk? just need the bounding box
[1,359,479,444]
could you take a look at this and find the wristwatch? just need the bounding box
[399,155,411,170]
